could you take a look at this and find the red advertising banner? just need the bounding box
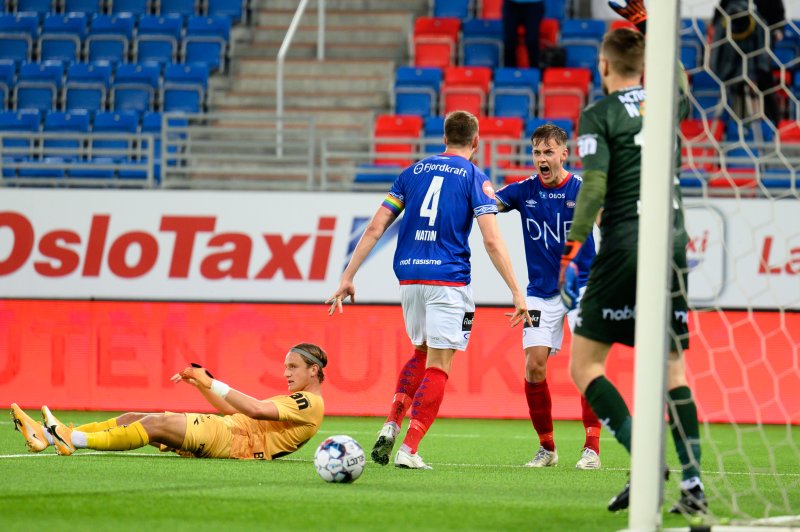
[1,300,797,424]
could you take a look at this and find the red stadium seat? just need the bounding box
[610,19,638,32]
[778,119,800,143]
[413,17,461,69]
[708,168,758,191]
[373,114,423,166]
[540,18,560,48]
[441,66,493,116]
[478,116,524,169]
[501,165,535,184]
[479,0,502,19]
[680,118,722,171]
[539,67,592,124]
[542,67,592,95]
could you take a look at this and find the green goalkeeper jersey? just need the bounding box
[569,84,689,252]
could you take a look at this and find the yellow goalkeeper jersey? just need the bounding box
[225,391,324,460]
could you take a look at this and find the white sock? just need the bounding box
[680,476,703,491]
[42,425,54,445]
[70,431,88,449]
[400,443,413,455]
[385,422,400,436]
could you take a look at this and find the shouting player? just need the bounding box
[495,123,602,470]
[11,343,326,460]
[327,110,530,470]
[560,0,706,514]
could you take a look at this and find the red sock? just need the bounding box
[525,379,554,452]
[581,395,602,454]
[386,349,427,427]
[402,367,448,454]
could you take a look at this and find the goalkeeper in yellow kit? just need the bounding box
[10,343,326,460]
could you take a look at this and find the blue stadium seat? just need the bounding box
[183,15,231,72]
[18,155,67,178]
[491,67,539,118]
[432,0,471,19]
[524,117,573,157]
[394,66,441,117]
[87,13,136,65]
[64,61,112,113]
[723,146,757,169]
[761,168,793,189]
[544,0,565,20]
[460,19,502,68]
[17,0,55,12]
[64,0,104,14]
[110,0,150,16]
[92,110,137,153]
[135,15,182,66]
[680,44,699,71]
[0,108,40,150]
[40,13,88,64]
[162,63,207,112]
[726,119,775,143]
[206,0,244,23]
[111,62,159,112]
[560,19,606,43]
[159,0,197,17]
[354,163,403,184]
[43,109,90,155]
[0,12,39,64]
[15,61,64,112]
[423,115,445,154]
[564,43,598,70]
[0,59,15,109]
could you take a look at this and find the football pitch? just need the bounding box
[2,413,798,531]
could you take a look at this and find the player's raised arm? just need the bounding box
[326,202,399,315]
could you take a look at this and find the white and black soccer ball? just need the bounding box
[313,435,366,483]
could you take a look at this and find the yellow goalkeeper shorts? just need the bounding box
[181,413,233,459]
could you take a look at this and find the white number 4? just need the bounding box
[420,175,443,226]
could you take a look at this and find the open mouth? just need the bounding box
[539,165,551,178]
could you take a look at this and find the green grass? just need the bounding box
[2,414,798,531]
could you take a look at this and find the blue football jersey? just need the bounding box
[495,173,596,298]
[382,154,498,285]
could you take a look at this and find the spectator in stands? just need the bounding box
[709,0,786,125]
[503,0,546,68]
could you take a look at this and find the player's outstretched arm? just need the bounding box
[326,205,398,315]
[476,213,531,327]
[608,0,647,33]
[173,366,282,420]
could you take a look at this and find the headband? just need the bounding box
[290,347,326,368]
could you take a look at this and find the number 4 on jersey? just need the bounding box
[420,175,443,226]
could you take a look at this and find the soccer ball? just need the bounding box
[313,435,366,483]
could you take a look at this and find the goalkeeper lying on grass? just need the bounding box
[10,343,326,460]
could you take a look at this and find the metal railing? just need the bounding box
[276,0,325,156]
[161,111,317,190]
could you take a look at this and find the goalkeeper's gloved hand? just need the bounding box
[608,0,647,33]
[191,363,214,379]
[559,240,582,311]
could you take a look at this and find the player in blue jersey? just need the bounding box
[327,110,530,470]
[495,124,603,470]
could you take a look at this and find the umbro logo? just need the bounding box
[525,199,537,207]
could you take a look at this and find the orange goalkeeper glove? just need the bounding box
[559,240,582,310]
[608,0,647,33]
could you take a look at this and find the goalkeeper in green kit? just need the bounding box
[558,0,706,514]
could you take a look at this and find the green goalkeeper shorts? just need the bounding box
[574,246,690,351]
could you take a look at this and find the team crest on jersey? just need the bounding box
[482,181,495,199]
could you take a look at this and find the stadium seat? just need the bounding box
[63,61,112,114]
[540,67,591,124]
[560,19,605,43]
[539,18,559,48]
[726,119,775,143]
[86,14,136,65]
[92,110,137,154]
[353,162,403,184]
[373,114,423,166]
[432,0,471,19]
[544,0,565,20]
[159,0,197,17]
[135,14,183,66]
[423,114,445,154]
[15,61,64,112]
[460,18,503,68]
[206,0,245,23]
[490,67,539,118]
[393,66,442,117]
[0,108,40,150]
[18,155,67,178]
[0,59,15,109]
[413,17,461,69]
[43,109,90,156]
[162,63,208,112]
[40,13,88,64]
[525,117,573,139]
[111,62,159,112]
[441,65,492,116]
[564,43,598,70]
[183,15,231,72]
[18,0,55,12]
[478,0,501,19]
[778,119,800,143]
[680,118,723,172]
[723,145,758,170]
[65,0,104,14]
[111,0,150,16]
[477,115,523,169]
[0,12,39,63]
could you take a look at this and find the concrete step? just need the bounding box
[231,73,389,92]
[256,0,427,13]
[212,90,389,109]
[256,9,413,29]
[234,58,396,77]
[252,25,408,46]
[210,105,375,132]
[237,41,407,61]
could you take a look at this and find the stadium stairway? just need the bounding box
[209,0,428,157]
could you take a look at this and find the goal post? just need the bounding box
[629,0,681,530]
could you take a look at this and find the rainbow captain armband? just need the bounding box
[382,194,404,215]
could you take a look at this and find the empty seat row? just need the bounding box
[4,0,245,21]
[432,0,566,22]
[0,60,208,112]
